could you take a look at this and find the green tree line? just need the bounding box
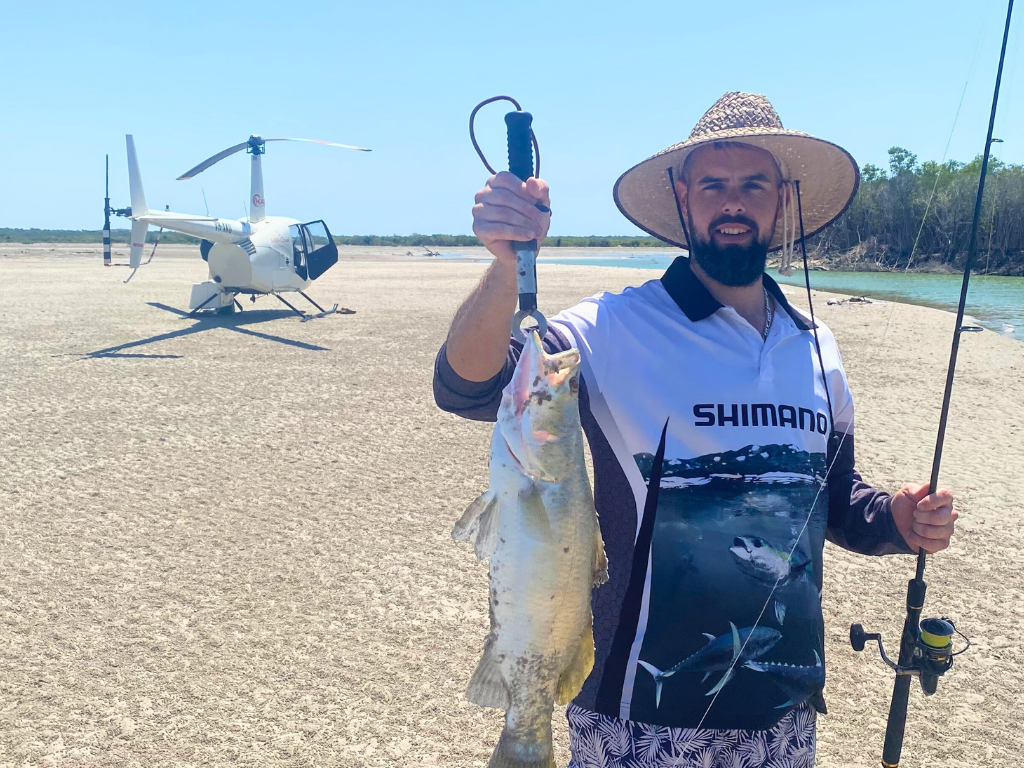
[812,147,1024,274]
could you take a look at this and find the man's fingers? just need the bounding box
[913,506,958,526]
[473,202,543,236]
[904,528,952,553]
[526,176,551,206]
[475,187,549,228]
[472,219,538,244]
[915,490,954,513]
[912,518,956,540]
[900,482,931,503]
[490,171,548,205]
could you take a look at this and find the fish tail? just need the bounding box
[487,729,556,768]
[637,661,666,708]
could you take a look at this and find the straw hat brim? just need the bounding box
[613,129,860,251]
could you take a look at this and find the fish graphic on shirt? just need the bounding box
[637,623,782,707]
[729,535,811,586]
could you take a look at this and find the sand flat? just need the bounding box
[1,244,1022,767]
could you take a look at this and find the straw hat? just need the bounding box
[613,92,859,251]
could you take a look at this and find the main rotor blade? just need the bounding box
[264,138,372,152]
[177,141,250,180]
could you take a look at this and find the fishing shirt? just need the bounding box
[433,256,912,732]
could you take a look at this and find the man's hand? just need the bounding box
[891,483,957,554]
[472,172,551,262]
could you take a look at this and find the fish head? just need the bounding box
[729,535,763,562]
[498,331,582,481]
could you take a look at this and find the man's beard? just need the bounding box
[688,212,773,287]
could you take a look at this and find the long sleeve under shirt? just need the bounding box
[434,257,912,732]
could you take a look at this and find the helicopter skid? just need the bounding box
[301,303,343,322]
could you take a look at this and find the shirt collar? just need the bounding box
[659,256,813,330]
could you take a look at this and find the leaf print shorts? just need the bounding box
[566,703,816,768]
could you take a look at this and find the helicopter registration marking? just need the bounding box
[215,221,234,233]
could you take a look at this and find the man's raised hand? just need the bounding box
[472,172,551,262]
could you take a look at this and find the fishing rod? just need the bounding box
[849,1,1014,764]
[469,95,548,342]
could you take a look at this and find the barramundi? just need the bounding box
[453,331,607,768]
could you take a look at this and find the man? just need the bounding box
[434,92,957,767]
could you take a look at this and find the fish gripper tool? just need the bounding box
[469,95,547,343]
[504,109,547,343]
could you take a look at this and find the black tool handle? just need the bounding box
[505,111,534,182]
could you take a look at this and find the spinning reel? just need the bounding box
[851,614,969,696]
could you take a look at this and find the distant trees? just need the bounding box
[813,147,1024,274]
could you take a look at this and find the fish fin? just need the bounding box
[705,668,734,696]
[637,661,665,708]
[774,601,787,626]
[466,641,509,710]
[701,671,711,683]
[702,633,716,643]
[702,623,742,696]
[519,486,552,539]
[487,730,556,768]
[592,530,609,587]
[774,699,795,710]
[556,625,595,705]
[452,491,498,561]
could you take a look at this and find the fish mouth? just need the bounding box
[502,435,559,483]
[733,537,751,552]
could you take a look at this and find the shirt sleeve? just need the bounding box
[821,337,913,555]
[825,432,914,556]
[432,323,576,423]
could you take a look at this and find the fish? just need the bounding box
[452,331,608,768]
[729,535,811,586]
[745,650,824,708]
[636,623,782,707]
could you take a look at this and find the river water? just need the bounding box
[530,253,1024,342]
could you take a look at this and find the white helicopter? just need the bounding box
[105,134,370,317]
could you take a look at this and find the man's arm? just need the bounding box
[443,172,551,383]
[825,434,957,555]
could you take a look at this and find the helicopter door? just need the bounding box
[288,224,310,281]
[301,220,338,280]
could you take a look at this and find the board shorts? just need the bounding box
[566,702,816,768]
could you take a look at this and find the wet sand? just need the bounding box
[1,243,1022,766]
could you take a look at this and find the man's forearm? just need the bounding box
[445,258,519,382]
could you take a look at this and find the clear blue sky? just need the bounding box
[1,0,1020,235]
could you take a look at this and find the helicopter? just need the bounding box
[104,134,370,317]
